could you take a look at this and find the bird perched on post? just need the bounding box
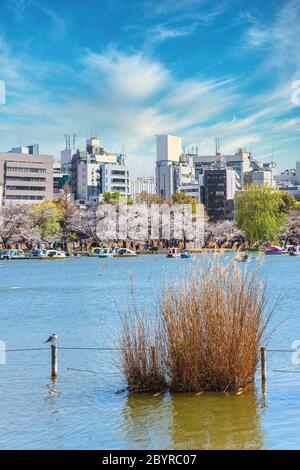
[44,333,57,345]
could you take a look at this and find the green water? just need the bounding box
[0,254,299,449]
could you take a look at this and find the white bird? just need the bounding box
[44,333,57,345]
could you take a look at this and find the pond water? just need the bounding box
[0,253,299,449]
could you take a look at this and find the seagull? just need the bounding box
[44,333,57,345]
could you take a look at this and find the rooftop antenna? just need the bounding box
[64,134,70,150]
[215,137,220,155]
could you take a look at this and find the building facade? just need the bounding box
[130,177,156,197]
[0,152,54,204]
[155,135,195,200]
[201,166,237,220]
[9,144,39,155]
[68,138,130,205]
[193,148,251,188]
[99,154,130,196]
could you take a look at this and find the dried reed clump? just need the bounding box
[120,257,273,393]
[120,313,166,392]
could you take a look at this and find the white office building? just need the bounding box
[130,177,156,197]
[252,170,274,186]
[193,148,252,187]
[99,154,130,196]
[76,156,99,202]
[155,135,195,200]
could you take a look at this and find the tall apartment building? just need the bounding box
[155,135,195,200]
[76,156,100,202]
[193,148,251,187]
[0,151,54,204]
[200,166,237,220]
[69,137,130,204]
[99,154,130,196]
[53,160,72,200]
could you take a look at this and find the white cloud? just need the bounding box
[1,24,300,177]
[147,25,195,44]
[82,49,169,102]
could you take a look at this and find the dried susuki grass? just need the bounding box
[120,313,166,392]
[119,257,274,393]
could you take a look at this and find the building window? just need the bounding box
[5,185,46,191]
[5,176,46,182]
[5,195,44,200]
[7,167,46,173]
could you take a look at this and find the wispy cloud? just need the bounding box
[7,0,66,37]
[147,24,196,44]
[7,0,32,22]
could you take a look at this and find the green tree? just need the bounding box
[279,191,296,213]
[101,192,133,205]
[172,191,195,205]
[235,184,291,244]
[30,200,63,242]
[172,191,198,214]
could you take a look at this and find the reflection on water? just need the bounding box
[122,386,263,450]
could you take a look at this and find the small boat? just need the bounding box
[88,247,104,257]
[180,252,191,259]
[97,247,115,258]
[167,247,180,258]
[265,245,284,255]
[114,248,137,258]
[235,253,249,262]
[289,245,300,256]
[0,249,27,260]
[30,249,66,260]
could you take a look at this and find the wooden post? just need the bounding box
[51,334,58,379]
[261,346,266,382]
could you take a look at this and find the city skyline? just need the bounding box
[0,0,300,177]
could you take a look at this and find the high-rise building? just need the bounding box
[53,160,72,200]
[27,144,39,155]
[86,137,103,155]
[9,144,39,155]
[76,156,100,202]
[99,154,130,197]
[200,166,237,220]
[156,135,182,162]
[130,177,156,197]
[69,137,130,204]
[155,135,195,200]
[193,148,251,188]
[0,151,54,204]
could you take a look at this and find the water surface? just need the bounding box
[0,254,299,449]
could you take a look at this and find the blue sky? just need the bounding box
[0,0,300,176]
